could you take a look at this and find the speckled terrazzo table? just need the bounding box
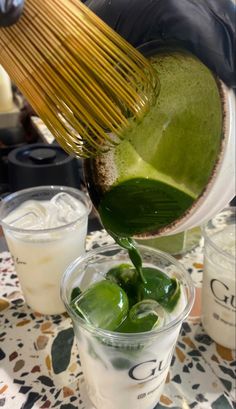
[0,230,235,409]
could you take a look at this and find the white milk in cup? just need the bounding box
[0,186,91,315]
[202,207,236,349]
[61,244,195,409]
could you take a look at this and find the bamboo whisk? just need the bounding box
[0,0,159,157]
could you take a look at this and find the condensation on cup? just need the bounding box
[202,207,236,349]
[61,244,195,409]
[0,185,92,315]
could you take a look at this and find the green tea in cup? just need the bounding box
[61,244,194,409]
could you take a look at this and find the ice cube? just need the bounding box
[72,280,129,331]
[4,200,47,230]
[129,300,165,329]
[49,192,87,227]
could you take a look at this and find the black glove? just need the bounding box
[85,0,236,88]
[0,0,24,27]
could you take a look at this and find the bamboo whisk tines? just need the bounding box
[0,0,159,157]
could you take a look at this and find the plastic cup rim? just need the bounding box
[201,206,235,263]
[61,243,195,342]
[0,185,92,234]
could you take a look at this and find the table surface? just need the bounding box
[0,230,235,409]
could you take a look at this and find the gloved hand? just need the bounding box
[85,0,236,88]
[0,0,24,27]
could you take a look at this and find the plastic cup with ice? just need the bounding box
[0,186,91,314]
[61,244,195,409]
[202,207,236,349]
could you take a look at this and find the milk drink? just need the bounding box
[0,187,91,314]
[202,213,235,349]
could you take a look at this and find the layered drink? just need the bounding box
[61,244,195,409]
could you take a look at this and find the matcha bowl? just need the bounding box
[84,41,235,238]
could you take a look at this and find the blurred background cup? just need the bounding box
[201,207,235,349]
[136,226,202,256]
[61,244,195,409]
[0,185,92,315]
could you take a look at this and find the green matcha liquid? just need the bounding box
[94,49,222,237]
[80,49,222,333]
[97,49,222,301]
[99,178,194,236]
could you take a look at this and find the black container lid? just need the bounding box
[8,143,83,191]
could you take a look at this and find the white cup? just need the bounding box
[167,84,235,236]
[201,207,235,349]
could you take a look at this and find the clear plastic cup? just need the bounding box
[0,185,92,315]
[201,207,235,349]
[61,244,195,409]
